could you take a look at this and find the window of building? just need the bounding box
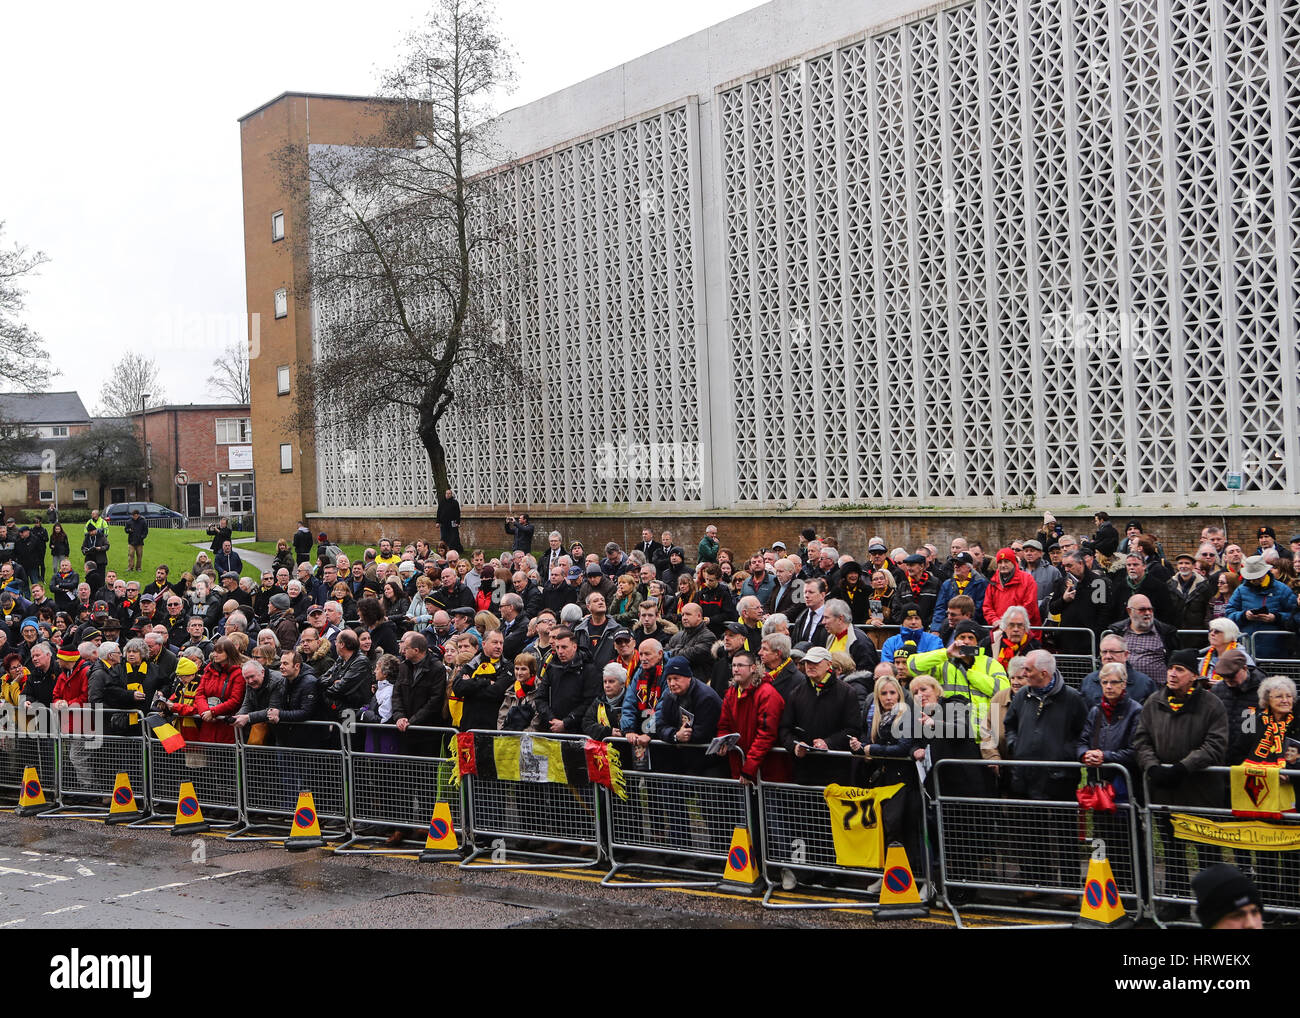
[38,489,53,502]
[217,473,255,517]
[277,365,290,395]
[216,418,252,444]
[274,288,288,319]
[72,489,88,502]
[271,210,285,242]
[51,425,68,437]
[279,444,293,473]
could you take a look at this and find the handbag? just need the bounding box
[247,722,270,746]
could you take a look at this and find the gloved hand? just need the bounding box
[1148,763,1186,786]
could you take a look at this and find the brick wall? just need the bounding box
[303,510,1300,559]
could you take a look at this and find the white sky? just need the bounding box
[0,0,764,410]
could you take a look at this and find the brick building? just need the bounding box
[239,93,391,541]
[133,404,254,524]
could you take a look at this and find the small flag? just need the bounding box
[148,717,186,754]
[450,731,478,786]
[584,739,627,801]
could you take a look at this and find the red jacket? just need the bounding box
[718,679,785,781]
[53,661,89,706]
[177,660,245,744]
[983,565,1042,628]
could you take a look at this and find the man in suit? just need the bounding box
[791,577,830,647]
[635,527,663,567]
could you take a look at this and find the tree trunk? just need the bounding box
[418,410,450,510]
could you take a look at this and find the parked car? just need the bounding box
[104,502,185,527]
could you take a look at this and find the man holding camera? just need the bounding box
[504,513,535,555]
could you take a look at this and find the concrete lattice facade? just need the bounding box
[298,0,1300,521]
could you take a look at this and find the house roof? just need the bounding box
[0,391,91,425]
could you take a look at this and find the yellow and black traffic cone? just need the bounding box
[1075,839,1131,928]
[170,781,210,836]
[876,842,928,919]
[419,802,460,862]
[105,772,143,824]
[285,791,325,851]
[718,826,760,895]
[16,766,52,817]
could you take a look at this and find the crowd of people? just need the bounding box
[2,504,1298,912]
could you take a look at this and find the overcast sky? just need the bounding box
[0,0,764,412]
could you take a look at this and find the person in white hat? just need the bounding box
[1226,556,1294,658]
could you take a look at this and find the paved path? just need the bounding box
[188,538,275,574]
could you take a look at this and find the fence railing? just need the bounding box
[5,716,1300,924]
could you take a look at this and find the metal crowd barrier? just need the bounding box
[1144,765,1300,926]
[1244,630,1300,681]
[600,738,747,887]
[135,723,241,830]
[933,759,1143,928]
[1030,627,1099,689]
[50,709,149,820]
[0,706,59,810]
[336,723,463,855]
[458,729,604,870]
[229,722,349,841]
[756,748,932,911]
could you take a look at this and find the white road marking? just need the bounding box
[43,905,85,916]
[0,864,73,887]
[0,918,26,927]
[115,882,186,899]
[107,868,251,903]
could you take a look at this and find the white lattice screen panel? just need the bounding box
[720,0,1300,505]
[314,104,706,511]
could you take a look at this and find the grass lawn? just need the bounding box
[49,528,262,584]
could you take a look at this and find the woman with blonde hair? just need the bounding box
[849,673,922,881]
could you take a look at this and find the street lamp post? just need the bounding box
[140,393,150,503]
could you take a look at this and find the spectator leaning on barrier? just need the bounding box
[391,631,445,752]
[778,646,860,786]
[451,629,511,732]
[534,626,599,734]
[583,661,628,741]
[717,650,784,784]
[1226,555,1294,659]
[1004,650,1088,896]
[653,654,723,773]
[1134,647,1229,912]
[906,620,1008,767]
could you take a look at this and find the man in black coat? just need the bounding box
[436,490,463,552]
[1047,551,1111,654]
[778,646,861,785]
[534,628,599,734]
[270,649,325,748]
[318,629,374,718]
[1004,649,1088,892]
[634,528,663,568]
[504,513,535,555]
[654,656,724,780]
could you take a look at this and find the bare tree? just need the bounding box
[206,342,251,404]
[60,419,146,510]
[0,221,54,391]
[278,0,530,511]
[97,353,165,417]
